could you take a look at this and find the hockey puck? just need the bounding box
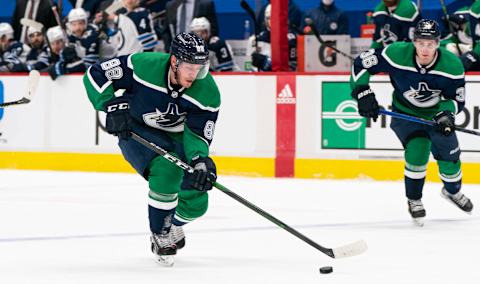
[319,266,333,274]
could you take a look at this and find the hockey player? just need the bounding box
[248,4,297,71]
[118,0,158,52]
[371,0,421,48]
[463,0,480,71]
[45,26,87,80]
[67,8,101,67]
[350,19,473,226]
[83,32,219,265]
[25,25,50,71]
[190,17,237,72]
[440,8,472,56]
[0,22,31,72]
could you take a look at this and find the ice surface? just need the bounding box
[0,170,479,283]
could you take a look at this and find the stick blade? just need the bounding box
[25,70,40,101]
[332,240,368,259]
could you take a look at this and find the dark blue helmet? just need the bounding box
[413,19,441,41]
[170,32,209,65]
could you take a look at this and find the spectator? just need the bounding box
[118,0,159,51]
[300,0,349,35]
[190,17,237,71]
[45,25,87,80]
[12,0,58,43]
[0,23,31,72]
[162,0,218,51]
[248,4,297,71]
[371,0,421,48]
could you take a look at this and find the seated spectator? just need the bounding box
[190,17,237,71]
[247,4,297,71]
[300,0,349,35]
[118,0,159,51]
[45,25,87,80]
[0,23,31,72]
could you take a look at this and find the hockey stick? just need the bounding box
[380,109,480,136]
[305,18,353,60]
[0,70,40,108]
[130,132,368,259]
[240,0,259,50]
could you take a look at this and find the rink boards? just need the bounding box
[0,72,480,183]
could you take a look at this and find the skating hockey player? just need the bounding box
[371,0,421,48]
[350,19,473,226]
[83,32,219,265]
[190,17,237,72]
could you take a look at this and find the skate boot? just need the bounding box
[169,224,185,250]
[408,199,426,226]
[441,188,473,214]
[150,233,177,266]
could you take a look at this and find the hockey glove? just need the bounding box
[351,85,379,122]
[252,52,271,71]
[61,46,79,63]
[105,97,132,140]
[433,111,455,136]
[182,156,217,191]
[460,51,479,71]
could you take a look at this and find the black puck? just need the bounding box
[319,266,333,274]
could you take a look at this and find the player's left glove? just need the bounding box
[433,111,455,136]
[351,85,379,122]
[182,156,217,191]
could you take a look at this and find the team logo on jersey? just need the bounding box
[142,103,186,132]
[380,24,398,46]
[403,82,441,108]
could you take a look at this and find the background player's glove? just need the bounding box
[460,51,479,71]
[433,111,455,136]
[61,46,79,63]
[47,61,66,80]
[105,97,132,140]
[182,156,217,191]
[351,85,379,122]
[251,52,271,71]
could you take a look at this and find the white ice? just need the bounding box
[1,170,479,284]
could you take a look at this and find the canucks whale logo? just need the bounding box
[143,103,186,132]
[403,82,441,108]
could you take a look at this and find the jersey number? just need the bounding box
[139,19,146,30]
[360,49,378,69]
[101,58,123,80]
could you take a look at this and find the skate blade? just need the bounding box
[154,255,175,266]
[440,193,472,215]
[412,217,424,227]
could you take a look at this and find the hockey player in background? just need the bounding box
[248,4,297,71]
[190,17,237,72]
[45,26,87,80]
[371,0,421,48]
[463,0,480,71]
[0,23,31,72]
[440,8,472,57]
[25,25,50,71]
[350,19,473,226]
[83,32,219,265]
[118,0,159,52]
[67,8,101,67]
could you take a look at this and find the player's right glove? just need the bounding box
[460,51,479,71]
[433,111,455,136]
[351,85,379,122]
[105,97,132,140]
[181,156,217,191]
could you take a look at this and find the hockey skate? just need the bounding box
[408,199,426,227]
[441,188,473,214]
[169,225,185,250]
[150,233,177,266]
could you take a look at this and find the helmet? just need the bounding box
[413,19,441,41]
[190,17,211,36]
[68,8,88,23]
[27,25,43,36]
[170,32,210,79]
[449,13,468,31]
[265,4,271,21]
[0,23,14,40]
[47,26,65,42]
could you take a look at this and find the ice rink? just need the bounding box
[1,170,479,284]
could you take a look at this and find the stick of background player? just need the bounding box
[439,0,462,55]
[305,18,353,61]
[380,109,480,137]
[240,0,259,51]
[0,70,40,108]
[130,131,368,259]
